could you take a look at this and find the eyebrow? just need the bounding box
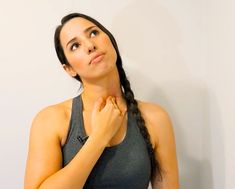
[66,25,97,48]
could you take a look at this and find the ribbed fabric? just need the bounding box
[62,94,151,189]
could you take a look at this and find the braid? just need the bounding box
[118,64,162,181]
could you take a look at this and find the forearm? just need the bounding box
[38,134,106,189]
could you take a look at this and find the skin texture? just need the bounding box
[24,17,179,189]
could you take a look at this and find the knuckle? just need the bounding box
[114,108,121,115]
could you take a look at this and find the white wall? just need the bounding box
[0,0,234,188]
[202,1,235,188]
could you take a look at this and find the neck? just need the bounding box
[81,67,124,112]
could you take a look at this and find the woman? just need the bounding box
[24,13,179,189]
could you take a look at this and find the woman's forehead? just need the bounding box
[60,17,96,44]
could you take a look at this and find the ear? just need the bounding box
[62,64,77,77]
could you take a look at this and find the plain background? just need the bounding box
[0,0,234,188]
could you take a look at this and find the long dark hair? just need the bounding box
[54,13,162,180]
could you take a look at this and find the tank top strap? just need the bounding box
[69,94,87,142]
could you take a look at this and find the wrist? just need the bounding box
[89,132,109,148]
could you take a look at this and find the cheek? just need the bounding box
[66,53,88,69]
[102,37,117,62]
[103,36,114,50]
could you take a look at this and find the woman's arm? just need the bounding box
[24,96,126,189]
[150,106,179,189]
[138,101,179,189]
[24,106,107,189]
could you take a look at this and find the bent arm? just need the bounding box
[39,134,105,189]
[24,107,106,189]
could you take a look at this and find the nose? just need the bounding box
[84,40,96,54]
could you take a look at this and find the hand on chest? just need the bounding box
[83,111,128,147]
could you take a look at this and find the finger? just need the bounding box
[106,96,113,106]
[120,108,127,117]
[111,97,119,109]
[93,97,104,113]
[106,96,113,103]
[112,98,124,116]
[115,96,127,113]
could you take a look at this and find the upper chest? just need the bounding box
[59,99,158,148]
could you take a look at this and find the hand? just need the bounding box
[90,96,127,146]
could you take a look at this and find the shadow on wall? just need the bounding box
[200,89,225,189]
[110,0,225,188]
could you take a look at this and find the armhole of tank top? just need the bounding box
[61,98,75,148]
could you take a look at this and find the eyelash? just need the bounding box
[70,29,99,51]
[90,29,99,37]
[70,43,80,51]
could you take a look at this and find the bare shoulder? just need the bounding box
[136,99,173,147]
[137,99,170,121]
[32,99,72,126]
[31,98,73,144]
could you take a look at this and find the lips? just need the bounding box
[89,53,105,65]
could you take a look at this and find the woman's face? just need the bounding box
[60,17,117,82]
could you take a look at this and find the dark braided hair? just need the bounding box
[54,13,162,181]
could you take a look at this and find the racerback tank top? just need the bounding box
[62,94,151,188]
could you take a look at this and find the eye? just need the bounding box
[70,42,80,51]
[90,29,99,37]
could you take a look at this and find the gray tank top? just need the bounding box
[62,94,151,188]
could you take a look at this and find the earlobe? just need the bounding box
[62,64,77,77]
